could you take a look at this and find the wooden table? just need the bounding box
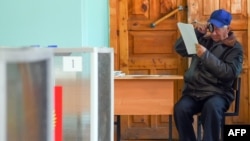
[114,75,183,141]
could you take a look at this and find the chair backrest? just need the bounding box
[225,76,241,116]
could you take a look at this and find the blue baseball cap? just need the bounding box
[207,9,232,28]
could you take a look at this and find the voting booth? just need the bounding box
[0,47,54,141]
[53,47,114,141]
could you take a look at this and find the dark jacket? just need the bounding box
[175,30,243,102]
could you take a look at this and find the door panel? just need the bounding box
[120,115,173,139]
[127,0,179,31]
[129,31,176,54]
[188,0,248,30]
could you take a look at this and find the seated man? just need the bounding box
[173,9,243,141]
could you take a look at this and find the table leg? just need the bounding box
[116,115,120,141]
[169,115,172,141]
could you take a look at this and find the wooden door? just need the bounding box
[187,0,250,125]
[110,0,187,140]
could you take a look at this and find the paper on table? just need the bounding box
[177,22,198,54]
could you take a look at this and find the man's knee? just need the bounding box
[174,99,191,115]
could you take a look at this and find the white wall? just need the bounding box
[0,0,109,47]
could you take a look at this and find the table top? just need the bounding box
[115,75,183,80]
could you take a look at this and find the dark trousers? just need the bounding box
[174,95,230,141]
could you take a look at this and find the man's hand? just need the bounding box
[193,22,207,34]
[195,43,207,57]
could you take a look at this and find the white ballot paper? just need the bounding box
[177,22,198,54]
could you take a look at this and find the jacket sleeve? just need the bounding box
[174,36,190,57]
[200,43,243,81]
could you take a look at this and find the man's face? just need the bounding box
[210,25,230,42]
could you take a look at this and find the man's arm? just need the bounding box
[200,44,243,81]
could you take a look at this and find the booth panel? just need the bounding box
[0,47,53,141]
[54,47,113,141]
[54,52,91,141]
[98,53,112,141]
[7,61,49,141]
